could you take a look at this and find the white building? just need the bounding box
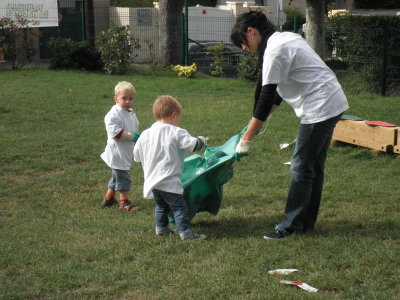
[111,1,269,63]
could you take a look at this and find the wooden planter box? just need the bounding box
[332,119,398,153]
[394,129,400,154]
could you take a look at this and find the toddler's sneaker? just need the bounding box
[119,200,141,212]
[156,227,175,236]
[101,197,118,208]
[179,230,207,241]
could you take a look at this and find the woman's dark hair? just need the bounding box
[230,11,276,49]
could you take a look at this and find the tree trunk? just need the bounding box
[158,0,184,66]
[305,0,326,58]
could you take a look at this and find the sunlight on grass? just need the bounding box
[0,68,399,299]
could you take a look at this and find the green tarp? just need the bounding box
[169,130,245,222]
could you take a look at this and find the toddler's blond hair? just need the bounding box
[153,95,182,120]
[114,81,136,97]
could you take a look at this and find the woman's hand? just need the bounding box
[236,118,264,155]
[236,139,252,154]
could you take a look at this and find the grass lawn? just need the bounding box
[1,68,399,299]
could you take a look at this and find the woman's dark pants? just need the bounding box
[276,114,342,233]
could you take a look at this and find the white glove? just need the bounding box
[198,136,208,147]
[236,139,252,154]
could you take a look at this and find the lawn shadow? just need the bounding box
[188,193,286,239]
[192,213,283,239]
[312,219,400,240]
[191,206,399,241]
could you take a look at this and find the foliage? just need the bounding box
[206,43,225,77]
[327,8,350,18]
[48,37,102,71]
[47,37,75,69]
[326,15,400,95]
[237,51,259,82]
[282,7,306,33]
[144,40,158,71]
[1,68,399,299]
[172,63,197,78]
[70,44,103,71]
[324,57,349,70]
[0,16,41,69]
[353,0,400,9]
[97,23,140,75]
[110,0,217,7]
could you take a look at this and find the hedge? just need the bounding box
[353,0,400,9]
[327,15,400,95]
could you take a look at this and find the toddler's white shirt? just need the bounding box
[100,104,139,170]
[262,31,349,124]
[133,122,197,199]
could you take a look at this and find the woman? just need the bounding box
[231,11,348,239]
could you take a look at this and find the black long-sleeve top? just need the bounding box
[252,38,283,122]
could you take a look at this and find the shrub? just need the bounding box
[0,16,41,69]
[206,43,225,77]
[282,7,306,33]
[172,63,197,78]
[324,57,349,70]
[97,22,140,75]
[70,44,102,71]
[48,37,75,69]
[237,52,259,82]
[326,15,400,95]
[48,37,102,71]
[144,40,158,70]
[353,0,400,9]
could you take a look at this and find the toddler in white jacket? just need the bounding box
[100,81,140,211]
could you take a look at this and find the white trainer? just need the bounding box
[179,230,207,241]
[156,227,175,236]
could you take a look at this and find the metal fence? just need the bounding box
[325,22,400,96]
[1,1,399,95]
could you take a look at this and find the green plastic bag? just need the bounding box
[169,129,246,222]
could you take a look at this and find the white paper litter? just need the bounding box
[279,143,290,149]
[280,280,318,293]
[268,269,299,275]
[298,283,318,293]
[279,138,297,150]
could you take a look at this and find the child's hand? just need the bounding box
[198,136,208,148]
[118,130,140,142]
[131,132,140,142]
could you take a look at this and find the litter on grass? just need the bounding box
[280,143,290,149]
[280,280,318,293]
[279,137,296,149]
[268,269,299,275]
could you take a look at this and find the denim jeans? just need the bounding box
[107,169,131,191]
[152,189,191,234]
[276,113,342,233]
